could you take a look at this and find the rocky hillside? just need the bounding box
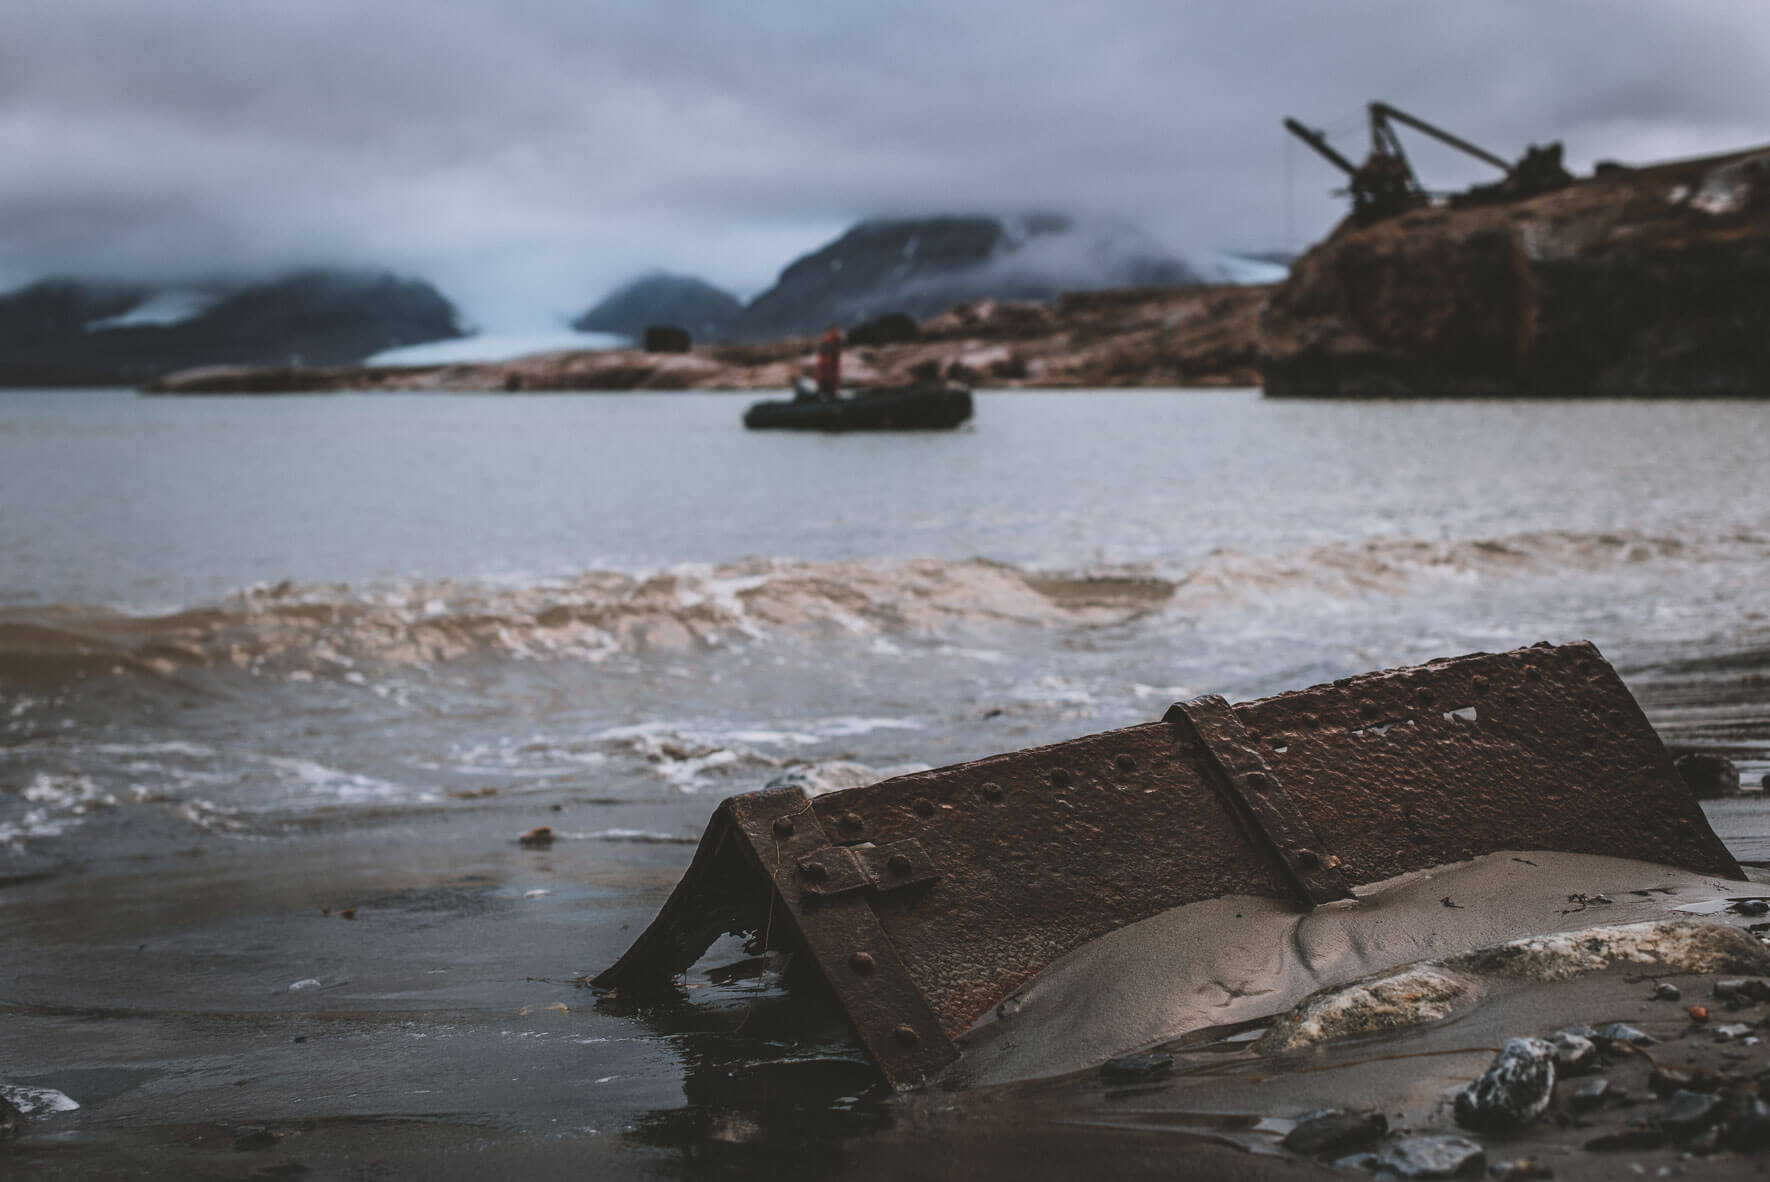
[148,284,1269,394]
[570,273,742,342]
[0,271,463,386]
[1262,145,1770,397]
[726,215,1201,340]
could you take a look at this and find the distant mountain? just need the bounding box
[0,270,464,386]
[571,273,742,342]
[727,215,1204,341]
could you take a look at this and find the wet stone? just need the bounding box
[1097,1052,1172,1083]
[1454,1037,1556,1132]
[1648,1065,1724,1096]
[1282,1109,1388,1159]
[1568,1077,1610,1112]
[1659,1088,1723,1136]
[1546,1031,1596,1076]
[1597,1022,1656,1048]
[1557,1023,1598,1040]
[1330,1152,1380,1172]
[1382,1135,1485,1179]
[1688,1125,1721,1155]
[0,1093,19,1140]
[1652,982,1681,1001]
[1713,1023,1753,1041]
[1674,752,1740,799]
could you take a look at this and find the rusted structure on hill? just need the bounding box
[1284,101,1573,223]
[596,642,1741,1088]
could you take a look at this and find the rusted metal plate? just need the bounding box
[596,642,1742,1088]
[1167,694,1355,905]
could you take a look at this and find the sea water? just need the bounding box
[1,387,1768,1172]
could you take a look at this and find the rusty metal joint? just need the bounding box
[801,839,939,897]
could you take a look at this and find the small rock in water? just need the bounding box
[0,1093,19,1139]
[1652,982,1681,1001]
[287,977,323,992]
[1598,1022,1656,1047]
[1569,1077,1611,1112]
[1659,1089,1723,1136]
[1730,898,1770,917]
[1330,1151,1380,1172]
[1688,1004,1710,1023]
[1547,1031,1597,1076]
[518,826,555,849]
[1674,752,1740,799]
[1488,1160,1553,1180]
[1454,1038,1556,1131]
[1382,1135,1485,1179]
[1281,1109,1388,1158]
[1713,1023,1753,1041]
[1097,1052,1172,1083]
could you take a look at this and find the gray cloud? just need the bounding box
[5,0,1769,325]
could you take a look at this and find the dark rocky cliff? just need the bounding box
[571,273,742,342]
[729,215,1200,341]
[0,270,463,386]
[1262,146,1770,397]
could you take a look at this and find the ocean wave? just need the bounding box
[0,530,1747,687]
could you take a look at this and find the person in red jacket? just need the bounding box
[814,327,842,399]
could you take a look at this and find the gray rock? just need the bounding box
[1282,1109,1387,1158]
[1597,1022,1656,1047]
[1568,1077,1610,1112]
[1713,977,1770,1002]
[1547,1031,1597,1076]
[1659,1088,1723,1136]
[1383,1135,1486,1179]
[1557,1023,1598,1040]
[1714,1023,1753,1041]
[1454,1037,1557,1131]
[1675,752,1740,799]
[1330,1152,1380,1172]
[1652,982,1681,1001]
[1097,1052,1172,1083]
[0,1093,19,1140]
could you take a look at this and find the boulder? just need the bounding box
[1281,1109,1387,1158]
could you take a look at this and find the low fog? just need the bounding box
[6,0,1770,326]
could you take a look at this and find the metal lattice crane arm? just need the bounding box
[1370,102,1513,175]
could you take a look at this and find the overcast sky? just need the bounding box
[6,0,1770,327]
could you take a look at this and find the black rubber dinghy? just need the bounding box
[743,381,973,432]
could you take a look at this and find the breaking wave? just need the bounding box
[0,529,1744,687]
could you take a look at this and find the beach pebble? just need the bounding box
[1454,1038,1556,1131]
[288,978,323,991]
[1097,1052,1172,1083]
[1659,1089,1723,1136]
[1674,752,1739,799]
[1557,1023,1598,1040]
[1382,1135,1485,1179]
[517,826,554,849]
[0,1085,79,1117]
[1598,1022,1656,1047]
[1652,982,1681,1001]
[1688,1005,1709,1023]
[1330,1151,1380,1172]
[1281,1109,1387,1158]
[1713,1023,1753,1041]
[1648,1065,1724,1096]
[1547,1031,1597,1076]
[1569,1077,1611,1112]
[1488,1160,1552,1180]
[1730,899,1770,917]
[1584,1126,1664,1152]
[1713,977,1770,1003]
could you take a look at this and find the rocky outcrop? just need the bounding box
[0,271,463,386]
[146,284,1271,394]
[1262,145,1770,397]
[728,215,1202,341]
[571,273,742,343]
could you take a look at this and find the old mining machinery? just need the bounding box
[1284,101,1573,224]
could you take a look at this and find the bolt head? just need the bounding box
[887,853,913,875]
[981,781,1004,801]
[912,797,935,818]
[1114,755,1136,773]
[1296,849,1321,870]
[772,816,795,837]
[849,951,877,974]
[839,811,863,831]
[801,861,829,881]
[892,1024,921,1047]
[1049,768,1071,789]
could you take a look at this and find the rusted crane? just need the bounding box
[1284,101,1572,224]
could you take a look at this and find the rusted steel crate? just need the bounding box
[596,642,1741,1087]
